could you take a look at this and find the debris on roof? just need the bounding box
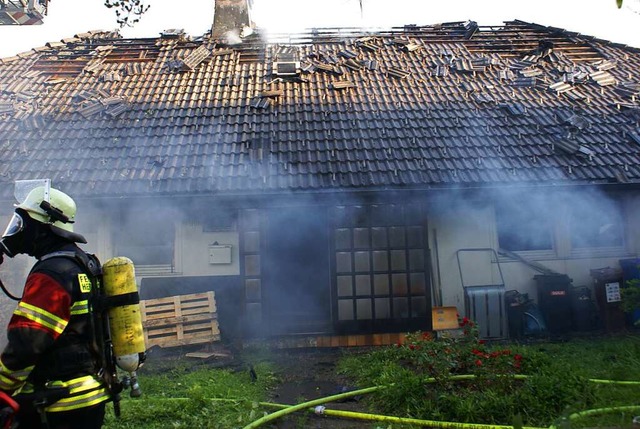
[1,20,640,198]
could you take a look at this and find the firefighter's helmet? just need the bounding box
[15,186,86,243]
[17,186,76,230]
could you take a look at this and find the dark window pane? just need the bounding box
[405,204,423,224]
[373,251,389,271]
[388,204,404,225]
[374,274,390,295]
[334,206,351,226]
[371,204,392,225]
[375,298,390,318]
[354,206,367,227]
[354,228,370,248]
[391,250,407,270]
[409,249,425,270]
[338,300,354,320]
[355,275,371,295]
[242,209,261,229]
[354,251,371,272]
[244,231,260,253]
[411,296,428,318]
[393,297,409,318]
[203,209,237,231]
[569,199,624,248]
[335,228,351,250]
[372,227,388,248]
[116,214,174,265]
[337,276,353,297]
[356,299,373,319]
[245,255,261,276]
[410,272,426,294]
[407,226,424,247]
[336,252,352,273]
[389,227,406,247]
[245,279,261,301]
[496,201,553,251]
[392,273,408,295]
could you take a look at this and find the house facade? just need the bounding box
[2,18,640,344]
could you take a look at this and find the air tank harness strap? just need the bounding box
[92,292,140,312]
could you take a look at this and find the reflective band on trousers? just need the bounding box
[70,300,89,316]
[14,302,67,335]
[46,386,110,412]
[20,375,110,412]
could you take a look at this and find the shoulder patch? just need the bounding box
[78,273,92,293]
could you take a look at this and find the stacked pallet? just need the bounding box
[140,291,220,349]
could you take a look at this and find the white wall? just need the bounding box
[175,221,240,276]
[429,190,640,310]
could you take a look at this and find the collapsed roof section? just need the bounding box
[0,20,640,199]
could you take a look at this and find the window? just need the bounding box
[495,201,553,251]
[115,211,174,266]
[332,204,429,329]
[202,209,237,231]
[569,198,624,249]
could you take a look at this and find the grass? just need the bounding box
[337,333,640,429]
[103,358,279,429]
[103,334,640,429]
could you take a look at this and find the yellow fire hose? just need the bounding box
[126,375,640,429]
[240,375,640,429]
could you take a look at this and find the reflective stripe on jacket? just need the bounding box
[0,358,33,392]
[0,245,109,411]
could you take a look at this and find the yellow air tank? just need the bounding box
[101,257,146,373]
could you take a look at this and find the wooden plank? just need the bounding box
[142,313,217,328]
[148,334,221,348]
[140,291,219,349]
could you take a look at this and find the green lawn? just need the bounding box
[104,334,640,429]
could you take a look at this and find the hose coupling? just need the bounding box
[314,405,326,415]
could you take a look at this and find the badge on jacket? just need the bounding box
[78,274,92,293]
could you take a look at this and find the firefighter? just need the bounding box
[0,186,109,429]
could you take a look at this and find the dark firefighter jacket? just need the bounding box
[0,245,109,412]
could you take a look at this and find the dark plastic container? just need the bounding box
[590,267,625,332]
[570,286,599,331]
[534,274,572,334]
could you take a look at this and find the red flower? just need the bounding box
[409,344,416,350]
[478,340,486,345]
[514,354,523,361]
[475,359,483,366]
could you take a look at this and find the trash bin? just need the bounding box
[590,267,625,332]
[534,274,572,334]
[505,290,526,338]
[570,286,599,331]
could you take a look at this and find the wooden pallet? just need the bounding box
[140,291,220,349]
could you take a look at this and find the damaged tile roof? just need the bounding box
[1,20,640,199]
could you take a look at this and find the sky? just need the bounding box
[0,0,640,58]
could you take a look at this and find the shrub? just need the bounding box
[338,317,597,426]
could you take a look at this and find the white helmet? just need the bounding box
[14,186,86,243]
[17,186,77,232]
